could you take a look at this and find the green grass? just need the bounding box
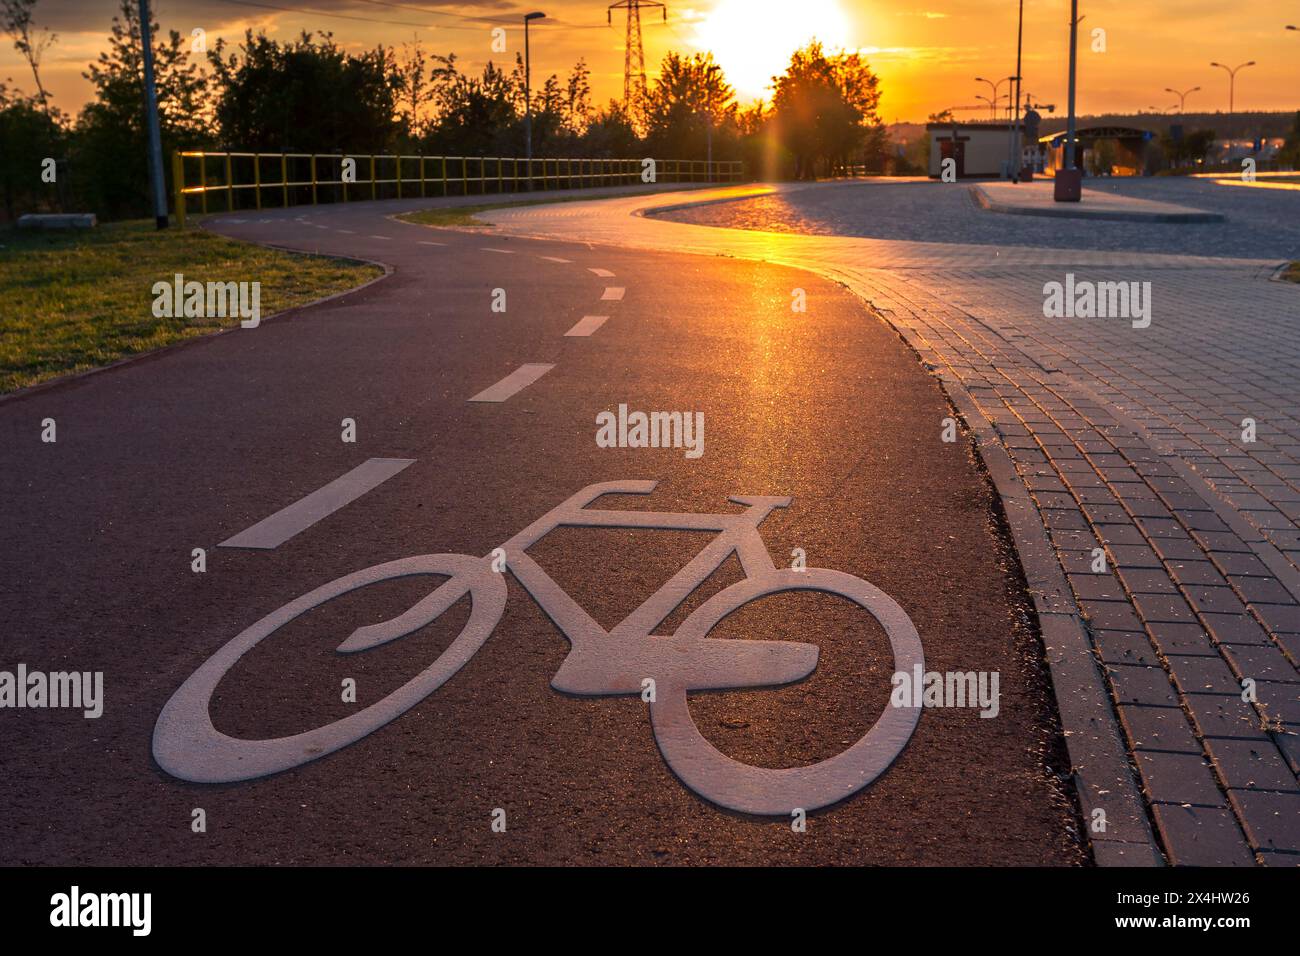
[396,192,634,229]
[397,205,499,227]
[1284,263,1300,284]
[0,219,383,394]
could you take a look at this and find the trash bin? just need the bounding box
[1053,168,1082,202]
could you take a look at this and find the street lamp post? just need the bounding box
[975,75,1014,117]
[138,0,169,229]
[1054,0,1081,202]
[1164,85,1200,112]
[1209,60,1255,114]
[1008,0,1025,180]
[523,11,546,191]
[704,62,720,181]
[1065,1,1079,171]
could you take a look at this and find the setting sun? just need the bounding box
[691,0,854,100]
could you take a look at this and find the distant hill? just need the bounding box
[1037,110,1295,139]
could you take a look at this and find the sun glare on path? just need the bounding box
[692,0,853,100]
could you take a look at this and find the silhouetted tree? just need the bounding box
[0,81,63,218]
[74,0,210,218]
[421,53,521,155]
[643,51,737,159]
[0,0,55,115]
[581,99,639,157]
[1159,127,1216,169]
[207,30,401,153]
[395,36,434,142]
[770,41,883,178]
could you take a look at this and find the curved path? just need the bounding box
[481,180,1300,866]
[0,188,1084,865]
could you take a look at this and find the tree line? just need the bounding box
[1,0,893,221]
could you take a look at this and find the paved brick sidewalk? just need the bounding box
[485,183,1300,866]
[847,263,1299,866]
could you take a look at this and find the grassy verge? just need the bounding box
[0,219,383,394]
[397,205,501,228]
[395,191,652,228]
[1283,262,1300,283]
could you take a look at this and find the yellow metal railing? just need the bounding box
[172,151,745,224]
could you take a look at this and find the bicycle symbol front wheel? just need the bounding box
[648,567,924,815]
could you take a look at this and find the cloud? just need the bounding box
[20,0,519,34]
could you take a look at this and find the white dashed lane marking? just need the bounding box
[481,247,515,254]
[468,364,555,403]
[588,268,615,277]
[336,229,355,234]
[565,315,610,337]
[600,287,626,301]
[418,240,447,246]
[219,458,416,550]
[368,235,392,240]
[538,256,572,263]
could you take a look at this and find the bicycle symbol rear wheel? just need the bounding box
[152,554,506,783]
[648,567,924,815]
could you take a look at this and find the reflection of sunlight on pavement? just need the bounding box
[486,180,1283,270]
[752,226,801,260]
[647,183,780,209]
[1209,178,1300,191]
[733,268,803,485]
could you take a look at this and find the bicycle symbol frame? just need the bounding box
[154,480,924,815]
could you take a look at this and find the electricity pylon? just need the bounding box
[608,0,666,115]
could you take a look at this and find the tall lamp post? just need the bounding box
[523,11,546,190]
[1008,0,1025,180]
[703,62,720,181]
[1164,85,1200,112]
[139,0,168,229]
[1054,0,1081,202]
[1209,60,1255,114]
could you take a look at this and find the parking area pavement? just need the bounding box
[665,176,1300,260]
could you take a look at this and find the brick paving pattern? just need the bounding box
[850,262,1299,866]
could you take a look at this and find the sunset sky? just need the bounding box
[4,0,1297,122]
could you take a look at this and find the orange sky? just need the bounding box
[4,1,1297,122]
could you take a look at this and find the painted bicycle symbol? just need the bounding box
[154,481,924,815]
